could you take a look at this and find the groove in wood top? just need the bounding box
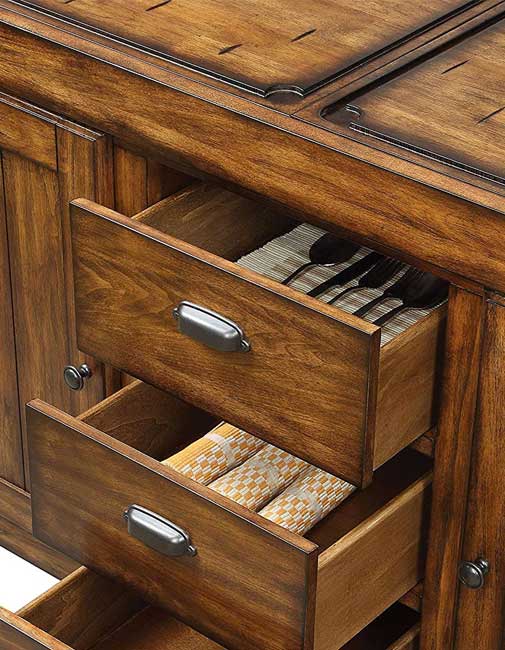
[15,0,483,96]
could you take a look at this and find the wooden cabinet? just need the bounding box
[0,93,111,489]
[0,2,505,649]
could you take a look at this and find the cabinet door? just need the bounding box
[0,154,21,487]
[454,298,505,650]
[0,93,113,488]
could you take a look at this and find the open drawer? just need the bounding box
[69,183,445,486]
[27,380,431,650]
[0,566,420,650]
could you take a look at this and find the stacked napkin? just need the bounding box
[208,444,308,511]
[259,465,355,535]
[163,422,355,535]
[162,422,265,484]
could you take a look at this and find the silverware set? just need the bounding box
[283,234,448,325]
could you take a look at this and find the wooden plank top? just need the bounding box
[3,0,505,294]
[18,0,481,97]
[323,19,505,189]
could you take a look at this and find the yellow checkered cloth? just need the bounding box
[208,444,308,510]
[162,422,265,485]
[259,466,356,535]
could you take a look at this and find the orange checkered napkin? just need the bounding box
[162,422,265,485]
[259,466,356,535]
[208,444,308,511]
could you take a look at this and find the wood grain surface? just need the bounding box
[376,308,446,468]
[0,607,72,650]
[0,154,23,487]
[70,199,379,485]
[27,399,318,650]
[454,298,505,649]
[0,93,111,487]
[0,515,78,579]
[0,477,31,531]
[420,288,484,650]
[325,19,505,186]
[314,475,431,650]
[134,183,294,260]
[20,567,145,650]
[2,16,505,299]
[0,567,143,650]
[16,0,475,96]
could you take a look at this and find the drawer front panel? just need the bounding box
[70,200,379,485]
[27,401,317,650]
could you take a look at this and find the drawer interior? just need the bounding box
[133,183,446,348]
[28,379,431,650]
[70,183,445,486]
[0,566,420,650]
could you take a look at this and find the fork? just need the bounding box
[353,268,424,318]
[327,258,404,305]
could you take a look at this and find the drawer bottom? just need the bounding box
[0,566,420,650]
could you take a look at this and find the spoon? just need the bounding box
[353,268,424,318]
[307,251,383,298]
[281,233,359,286]
[373,274,448,326]
[327,258,404,305]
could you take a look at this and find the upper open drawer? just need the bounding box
[69,183,445,486]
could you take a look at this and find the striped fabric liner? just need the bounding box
[208,443,309,511]
[259,465,356,535]
[237,223,444,345]
[162,422,265,485]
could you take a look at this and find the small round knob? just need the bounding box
[458,558,490,590]
[63,364,92,391]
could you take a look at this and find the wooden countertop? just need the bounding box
[1,0,505,292]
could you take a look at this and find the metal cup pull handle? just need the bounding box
[173,301,250,352]
[123,505,196,558]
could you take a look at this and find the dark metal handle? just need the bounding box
[63,363,92,391]
[458,558,490,590]
[173,301,250,352]
[123,505,196,558]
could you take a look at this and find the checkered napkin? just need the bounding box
[208,444,309,511]
[237,223,441,345]
[259,466,356,535]
[162,422,265,485]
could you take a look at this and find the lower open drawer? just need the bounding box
[0,567,420,650]
[26,380,431,650]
